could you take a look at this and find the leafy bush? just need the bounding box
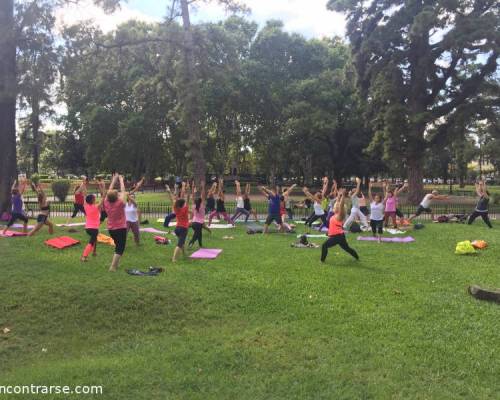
[30,173,40,185]
[492,193,500,205]
[51,180,71,202]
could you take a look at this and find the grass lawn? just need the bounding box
[1,218,499,399]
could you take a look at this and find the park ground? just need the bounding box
[1,217,499,399]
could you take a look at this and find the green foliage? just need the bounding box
[51,179,71,202]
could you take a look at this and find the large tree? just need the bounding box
[328,0,500,201]
[0,0,120,213]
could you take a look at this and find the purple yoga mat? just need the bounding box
[140,227,169,234]
[357,236,415,243]
[190,249,223,259]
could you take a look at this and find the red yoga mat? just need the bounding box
[45,236,80,249]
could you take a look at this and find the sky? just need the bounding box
[56,0,347,39]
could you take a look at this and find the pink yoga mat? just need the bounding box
[357,236,415,243]
[56,223,86,227]
[190,249,223,259]
[140,227,169,234]
[0,230,27,238]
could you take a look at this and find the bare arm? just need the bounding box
[130,177,145,194]
[108,174,118,192]
[118,175,127,202]
[321,177,329,197]
[165,184,174,203]
[235,180,241,196]
[353,177,361,197]
[284,184,297,197]
[258,186,271,197]
[395,182,408,196]
[368,181,374,203]
[335,189,346,220]
[330,180,338,198]
[302,187,315,202]
[11,180,17,191]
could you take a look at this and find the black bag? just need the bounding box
[350,222,361,233]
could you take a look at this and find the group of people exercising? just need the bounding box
[2,175,494,269]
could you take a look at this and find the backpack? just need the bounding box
[350,222,362,233]
[437,215,449,223]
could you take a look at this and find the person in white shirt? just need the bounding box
[343,177,369,231]
[125,194,141,245]
[409,190,448,221]
[368,181,385,241]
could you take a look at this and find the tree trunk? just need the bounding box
[407,156,424,203]
[179,0,206,185]
[303,155,313,186]
[0,0,16,214]
[31,101,41,174]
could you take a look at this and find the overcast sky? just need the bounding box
[56,0,347,38]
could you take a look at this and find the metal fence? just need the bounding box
[21,200,500,221]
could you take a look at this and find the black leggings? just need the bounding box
[71,203,86,218]
[321,234,359,262]
[306,213,328,227]
[109,228,127,255]
[468,211,492,228]
[189,222,203,247]
[85,228,98,246]
[370,219,384,235]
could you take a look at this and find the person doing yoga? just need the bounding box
[303,177,329,232]
[103,174,128,272]
[208,179,234,226]
[231,180,251,223]
[189,182,210,248]
[321,188,359,263]
[28,183,54,237]
[80,193,102,262]
[3,178,29,235]
[368,181,385,242]
[259,185,284,234]
[409,190,448,221]
[468,180,493,228]
[343,177,369,231]
[243,183,259,222]
[68,178,88,223]
[169,181,191,262]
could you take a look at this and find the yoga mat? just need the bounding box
[45,236,80,249]
[384,228,406,235]
[297,234,326,238]
[357,236,415,243]
[56,222,86,227]
[190,248,223,259]
[140,227,169,234]
[0,230,27,238]
[207,224,235,229]
[11,223,34,229]
[313,226,328,232]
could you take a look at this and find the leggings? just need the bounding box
[286,208,293,220]
[71,203,86,218]
[109,228,127,255]
[127,221,140,244]
[321,234,359,262]
[208,211,232,225]
[343,207,368,231]
[85,228,98,246]
[189,222,203,247]
[164,212,176,227]
[231,208,250,222]
[306,213,328,227]
[370,219,384,235]
[468,211,492,228]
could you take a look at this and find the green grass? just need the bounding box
[1,218,499,399]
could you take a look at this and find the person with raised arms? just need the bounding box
[80,192,103,262]
[208,179,234,226]
[3,177,29,235]
[321,188,360,263]
[231,180,251,223]
[68,177,88,223]
[28,182,54,237]
[409,190,448,221]
[189,182,210,248]
[124,177,144,246]
[343,177,369,232]
[243,183,259,222]
[303,177,329,233]
[368,181,385,242]
[259,184,284,234]
[103,174,128,272]
[167,181,191,262]
[468,180,493,228]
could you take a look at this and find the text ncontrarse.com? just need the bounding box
[0,385,103,395]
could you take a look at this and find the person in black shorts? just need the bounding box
[259,185,284,233]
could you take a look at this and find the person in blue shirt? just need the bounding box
[259,185,284,234]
